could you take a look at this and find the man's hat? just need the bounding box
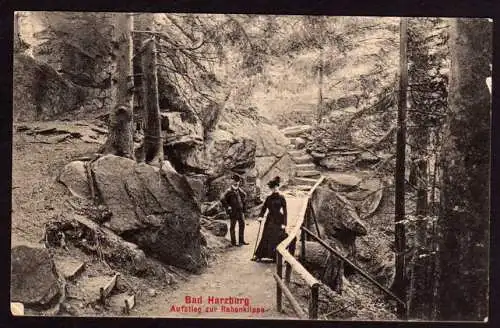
[232,174,241,182]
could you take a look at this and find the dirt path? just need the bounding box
[134,191,308,319]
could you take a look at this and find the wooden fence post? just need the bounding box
[300,229,306,261]
[276,252,283,312]
[309,284,319,319]
[285,238,296,284]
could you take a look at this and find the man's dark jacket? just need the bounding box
[221,187,247,218]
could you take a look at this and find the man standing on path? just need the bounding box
[221,175,250,247]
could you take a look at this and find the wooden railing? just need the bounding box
[301,226,407,313]
[274,176,408,320]
[274,176,325,319]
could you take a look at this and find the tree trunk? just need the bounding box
[102,13,134,159]
[133,14,146,162]
[141,33,163,166]
[394,17,408,318]
[317,47,324,123]
[436,18,491,321]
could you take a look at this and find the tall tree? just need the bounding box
[394,16,408,318]
[140,19,163,166]
[101,13,135,159]
[436,18,491,321]
[406,18,449,319]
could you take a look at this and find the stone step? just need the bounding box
[282,125,313,138]
[54,258,85,281]
[293,177,319,186]
[295,163,316,170]
[295,170,321,178]
[292,155,314,164]
[72,273,120,304]
[289,137,307,149]
[288,149,306,157]
[293,185,313,191]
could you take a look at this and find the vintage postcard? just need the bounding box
[11,12,491,321]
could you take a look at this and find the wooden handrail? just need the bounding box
[301,226,407,308]
[272,273,307,319]
[275,176,325,319]
[276,176,325,287]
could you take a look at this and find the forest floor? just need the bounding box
[11,122,102,248]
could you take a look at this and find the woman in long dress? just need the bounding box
[251,176,287,262]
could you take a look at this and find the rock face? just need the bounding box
[162,111,204,147]
[217,108,293,192]
[13,54,86,121]
[257,154,295,190]
[90,155,204,272]
[218,107,289,158]
[184,174,208,202]
[11,245,61,305]
[182,129,256,177]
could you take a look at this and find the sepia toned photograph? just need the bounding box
[11,12,491,321]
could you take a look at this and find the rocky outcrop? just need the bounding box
[217,107,294,191]
[218,107,289,158]
[11,245,62,306]
[88,155,204,272]
[161,112,204,148]
[13,54,86,121]
[257,154,295,189]
[182,129,256,177]
[310,185,368,240]
[184,174,208,202]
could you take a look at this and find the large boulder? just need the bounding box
[218,107,289,158]
[182,129,256,177]
[161,112,204,147]
[11,245,62,306]
[201,201,224,217]
[308,122,352,154]
[201,219,228,237]
[89,155,204,272]
[310,186,368,239]
[58,161,91,199]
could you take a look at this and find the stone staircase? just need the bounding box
[282,125,322,191]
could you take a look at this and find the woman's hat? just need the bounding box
[267,176,281,188]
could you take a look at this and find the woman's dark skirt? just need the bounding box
[254,219,286,260]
